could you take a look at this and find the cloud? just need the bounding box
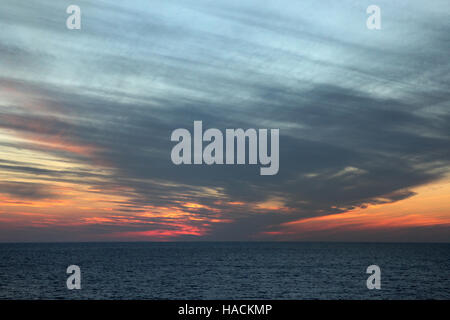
[0,0,449,241]
[0,181,56,200]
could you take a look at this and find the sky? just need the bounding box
[0,0,449,242]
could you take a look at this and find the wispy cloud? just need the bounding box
[0,0,449,241]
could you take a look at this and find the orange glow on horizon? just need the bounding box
[263,177,450,238]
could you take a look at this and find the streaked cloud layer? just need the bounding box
[0,0,449,241]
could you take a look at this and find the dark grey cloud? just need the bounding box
[0,181,56,200]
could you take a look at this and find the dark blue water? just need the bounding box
[0,242,448,299]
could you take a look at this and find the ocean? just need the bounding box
[0,242,448,299]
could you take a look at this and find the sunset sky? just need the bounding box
[0,0,449,242]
